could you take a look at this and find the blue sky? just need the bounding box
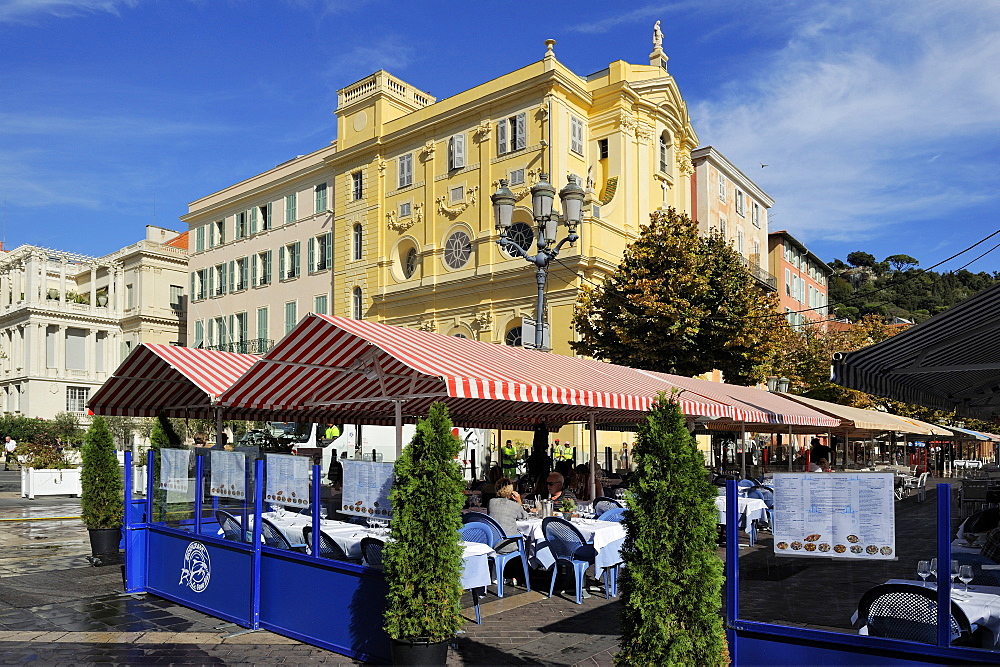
[2,0,998,272]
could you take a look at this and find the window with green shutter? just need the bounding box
[285,194,297,224]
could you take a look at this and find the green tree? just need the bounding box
[616,393,725,666]
[52,412,84,445]
[104,416,136,449]
[884,254,919,272]
[383,402,465,643]
[572,209,782,385]
[846,251,877,268]
[149,414,181,521]
[80,416,124,530]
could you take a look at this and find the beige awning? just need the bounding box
[775,394,949,436]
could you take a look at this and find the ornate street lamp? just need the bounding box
[492,173,583,351]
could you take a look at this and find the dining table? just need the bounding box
[713,495,768,525]
[257,512,494,589]
[515,516,625,573]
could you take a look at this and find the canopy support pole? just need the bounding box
[588,413,597,501]
[740,422,747,480]
[215,406,223,448]
[788,426,793,472]
[394,401,403,458]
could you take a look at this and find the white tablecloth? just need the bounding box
[516,517,625,572]
[883,579,1000,648]
[714,496,768,525]
[261,513,493,589]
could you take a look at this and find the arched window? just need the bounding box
[659,134,668,172]
[505,326,522,347]
[501,222,534,258]
[353,224,363,261]
[444,230,473,269]
[352,287,363,319]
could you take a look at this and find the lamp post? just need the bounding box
[491,173,584,351]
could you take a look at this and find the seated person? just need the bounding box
[546,472,576,510]
[571,463,604,501]
[808,459,824,472]
[487,478,528,551]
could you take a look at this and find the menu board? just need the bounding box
[159,448,191,493]
[341,460,394,519]
[773,473,896,560]
[210,450,248,500]
[264,454,310,508]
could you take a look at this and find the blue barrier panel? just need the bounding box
[145,528,254,627]
[258,549,390,663]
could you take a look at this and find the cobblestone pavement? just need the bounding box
[0,470,621,665]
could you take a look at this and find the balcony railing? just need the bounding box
[740,255,778,291]
[203,338,273,355]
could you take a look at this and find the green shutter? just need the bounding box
[308,237,315,273]
[265,250,272,284]
[279,247,285,281]
[294,241,301,277]
[324,232,333,270]
[190,272,196,301]
[251,255,258,286]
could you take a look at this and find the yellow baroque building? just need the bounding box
[183,38,705,460]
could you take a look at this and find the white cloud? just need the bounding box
[692,1,1000,251]
[0,0,141,23]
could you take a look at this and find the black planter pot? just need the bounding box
[389,637,448,666]
[88,527,122,557]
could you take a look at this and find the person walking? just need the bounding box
[554,439,574,464]
[4,436,17,470]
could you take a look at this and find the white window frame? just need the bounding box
[352,224,363,261]
[352,172,363,201]
[399,201,412,218]
[309,232,333,273]
[718,175,726,202]
[736,190,745,217]
[509,168,525,185]
[254,250,272,286]
[448,134,465,170]
[570,116,584,155]
[450,185,464,203]
[352,287,363,320]
[497,112,526,154]
[398,153,413,188]
[213,264,227,296]
[752,202,761,228]
[66,386,89,413]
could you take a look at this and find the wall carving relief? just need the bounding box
[436,186,479,218]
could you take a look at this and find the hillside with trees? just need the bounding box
[826,252,1000,323]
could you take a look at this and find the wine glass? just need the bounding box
[930,558,938,583]
[917,560,930,587]
[319,506,328,520]
[269,503,280,517]
[951,560,961,585]
[958,565,974,592]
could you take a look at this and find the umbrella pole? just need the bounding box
[215,407,223,449]
[588,413,597,501]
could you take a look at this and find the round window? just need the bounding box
[505,326,523,347]
[444,231,472,269]
[502,222,535,257]
[403,247,418,278]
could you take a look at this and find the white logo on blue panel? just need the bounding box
[179,541,211,593]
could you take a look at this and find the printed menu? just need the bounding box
[264,454,310,508]
[210,450,248,500]
[341,460,394,519]
[772,473,896,560]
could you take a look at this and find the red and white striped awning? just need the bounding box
[664,376,841,429]
[218,314,738,429]
[88,344,258,418]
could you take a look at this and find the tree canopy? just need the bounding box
[572,208,782,385]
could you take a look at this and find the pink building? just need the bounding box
[767,230,831,328]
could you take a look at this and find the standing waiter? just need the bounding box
[501,440,518,478]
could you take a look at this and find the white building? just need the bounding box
[0,226,188,419]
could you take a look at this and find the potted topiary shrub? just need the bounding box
[616,392,726,665]
[80,416,124,561]
[383,402,466,665]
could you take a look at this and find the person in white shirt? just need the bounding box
[4,436,17,471]
[808,459,823,472]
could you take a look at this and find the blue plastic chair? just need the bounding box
[541,517,612,604]
[598,507,625,523]
[746,488,773,530]
[303,526,362,564]
[592,497,622,516]
[216,510,246,542]
[462,513,531,597]
[360,537,385,570]
[737,479,755,490]
[456,525,488,623]
[260,517,307,552]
